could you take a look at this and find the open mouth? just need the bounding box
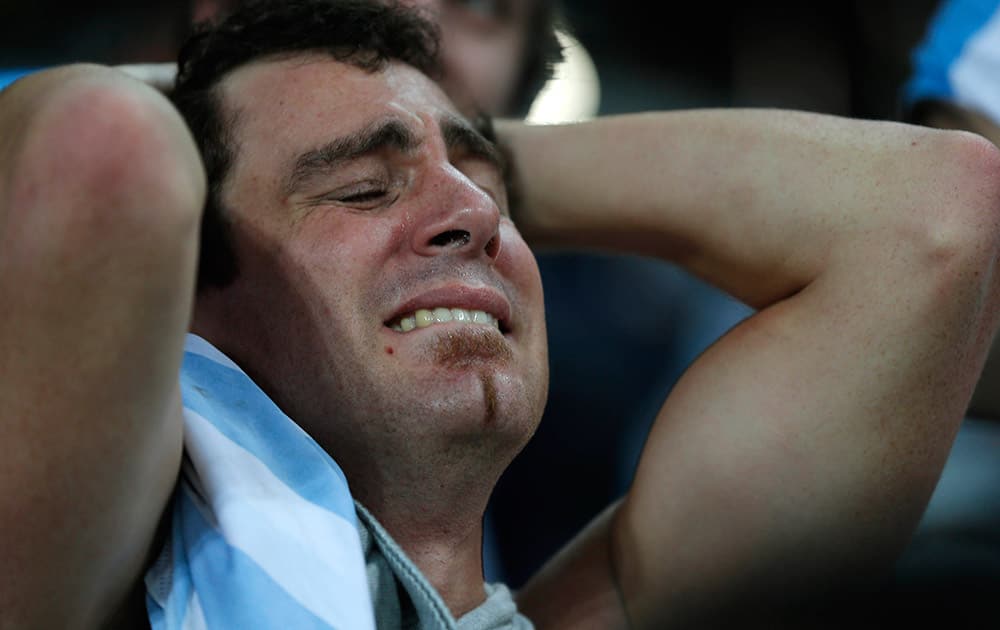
[386,307,508,333]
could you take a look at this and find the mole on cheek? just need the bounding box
[385,346,395,355]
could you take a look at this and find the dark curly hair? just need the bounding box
[172,0,443,289]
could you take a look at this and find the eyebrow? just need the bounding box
[284,119,418,196]
[440,114,506,175]
[283,114,505,196]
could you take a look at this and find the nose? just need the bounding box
[411,165,502,262]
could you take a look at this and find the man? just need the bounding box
[3,1,1000,628]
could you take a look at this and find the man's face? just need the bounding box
[198,55,548,482]
[401,0,533,114]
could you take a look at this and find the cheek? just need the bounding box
[294,212,406,270]
[288,213,411,325]
[498,227,543,304]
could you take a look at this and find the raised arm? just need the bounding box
[912,100,1000,419]
[0,66,203,628]
[501,110,1000,627]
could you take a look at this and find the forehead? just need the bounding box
[219,54,465,153]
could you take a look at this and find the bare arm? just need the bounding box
[0,65,203,628]
[912,99,1000,420]
[501,111,1000,627]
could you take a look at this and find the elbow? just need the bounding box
[909,130,1000,413]
[891,129,1000,362]
[8,65,205,251]
[913,131,1000,286]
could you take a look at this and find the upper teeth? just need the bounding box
[390,307,499,332]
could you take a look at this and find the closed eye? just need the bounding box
[340,188,387,203]
[314,179,397,209]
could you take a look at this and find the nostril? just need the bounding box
[430,230,471,248]
[484,235,500,259]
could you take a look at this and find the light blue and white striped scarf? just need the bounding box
[145,334,376,630]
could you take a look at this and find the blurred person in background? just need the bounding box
[399,0,562,118]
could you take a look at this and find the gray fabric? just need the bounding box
[457,584,530,630]
[355,502,534,630]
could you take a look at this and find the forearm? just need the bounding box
[500,110,983,308]
[1,65,201,627]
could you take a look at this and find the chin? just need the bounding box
[412,369,542,444]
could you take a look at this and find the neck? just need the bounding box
[320,413,522,618]
[362,488,490,619]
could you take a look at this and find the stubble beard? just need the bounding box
[432,327,513,426]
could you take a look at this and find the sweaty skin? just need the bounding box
[191,56,548,617]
